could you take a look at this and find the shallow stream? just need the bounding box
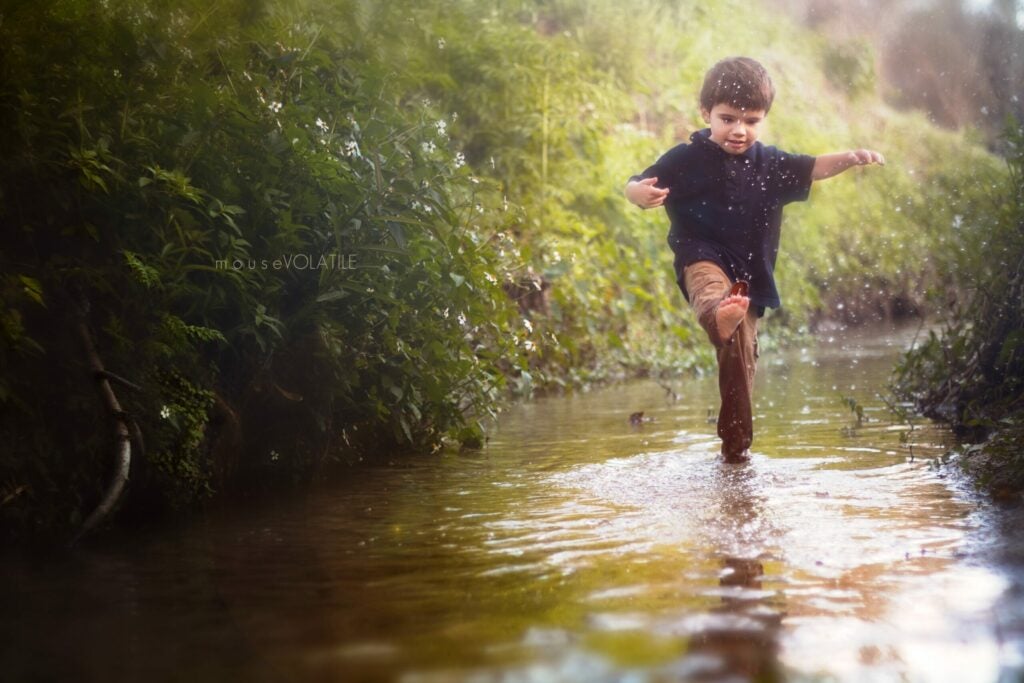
[5,325,1024,682]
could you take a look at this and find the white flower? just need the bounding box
[457,312,467,326]
[483,272,497,285]
[524,339,535,352]
[159,405,171,420]
[315,117,328,132]
[454,152,465,169]
[268,101,283,113]
[343,139,361,157]
[435,119,447,137]
[437,37,446,49]
[523,318,533,334]
[422,140,437,154]
[442,307,450,318]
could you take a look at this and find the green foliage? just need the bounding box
[892,119,1024,489]
[0,0,523,539]
[822,39,876,99]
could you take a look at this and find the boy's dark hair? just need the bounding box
[699,57,775,113]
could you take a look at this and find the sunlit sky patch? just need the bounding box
[961,0,1024,27]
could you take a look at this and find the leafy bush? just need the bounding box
[0,0,521,539]
[892,120,1024,443]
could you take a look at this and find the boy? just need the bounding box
[625,56,884,463]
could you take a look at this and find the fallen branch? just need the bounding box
[70,309,132,546]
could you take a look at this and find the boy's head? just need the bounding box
[699,57,775,114]
[699,57,774,155]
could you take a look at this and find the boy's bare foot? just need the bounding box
[715,294,749,342]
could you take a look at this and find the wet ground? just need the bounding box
[4,324,1024,682]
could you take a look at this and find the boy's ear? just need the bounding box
[700,108,711,124]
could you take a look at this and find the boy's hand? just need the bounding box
[626,177,670,209]
[812,149,886,180]
[850,149,885,166]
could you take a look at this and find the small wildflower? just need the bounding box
[343,139,361,157]
[484,272,497,285]
[315,117,328,132]
[442,307,450,318]
[469,176,480,184]
[457,312,467,326]
[159,405,171,420]
[435,119,447,137]
[523,318,533,333]
[454,152,465,169]
[268,101,283,113]
[422,140,437,154]
[437,37,446,49]
[524,339,535,351]
[475,204,484,214]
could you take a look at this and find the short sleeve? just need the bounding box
[769,149,816,205]
[628,144,689,189]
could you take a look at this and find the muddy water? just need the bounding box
[4,325,1024,682]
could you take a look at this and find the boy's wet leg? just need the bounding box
[717,309,758,462]
[682,261,758,463]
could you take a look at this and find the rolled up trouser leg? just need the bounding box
[683,261,760,457]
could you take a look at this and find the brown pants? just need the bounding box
[683,261,759,458]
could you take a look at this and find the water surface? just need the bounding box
[4,325,1024,682]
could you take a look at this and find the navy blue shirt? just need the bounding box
[633,129,816,310]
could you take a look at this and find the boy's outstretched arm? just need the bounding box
[625,177,670,209]
[812,149,885,181]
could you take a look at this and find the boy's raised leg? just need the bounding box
[682,261,759,462]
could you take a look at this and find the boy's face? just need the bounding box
[700,103,766,155]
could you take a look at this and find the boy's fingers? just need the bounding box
[640,177,659,186]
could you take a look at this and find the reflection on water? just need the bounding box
[3,325,1024,682]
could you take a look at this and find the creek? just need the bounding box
[4,324,1024,682]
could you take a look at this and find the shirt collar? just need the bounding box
[691,128,758,160]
